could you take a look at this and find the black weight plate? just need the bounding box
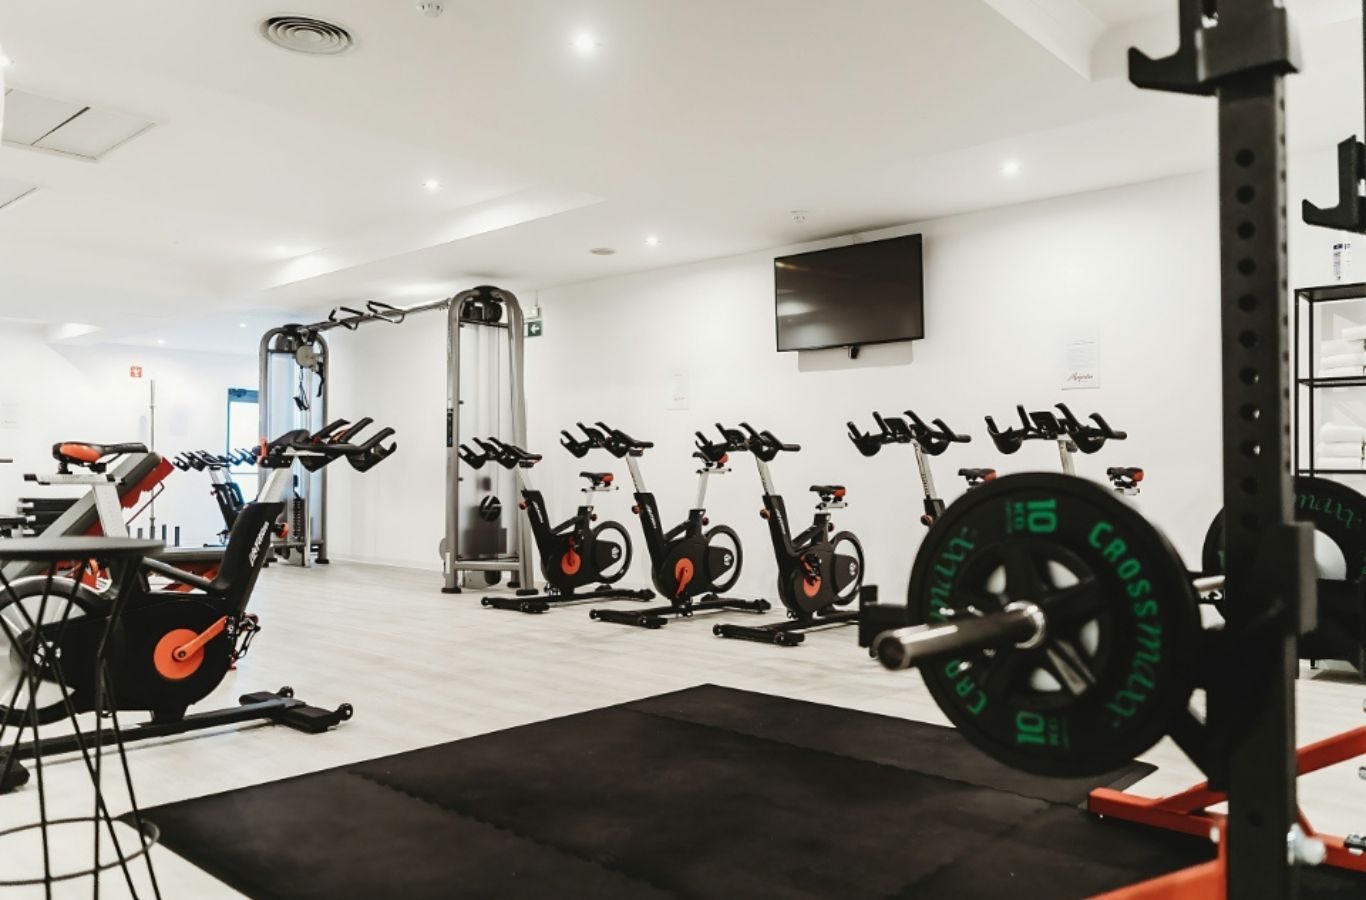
[1201,476,1366,580]
[907,473,1201,777]
[478,495,503,523]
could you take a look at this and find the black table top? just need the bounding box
[0,537,163,562]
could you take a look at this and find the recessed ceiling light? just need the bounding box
[589,247,616,256]
[239,322,247,329]
[156,339,166,346]
[571,31,600,57]
[1002,159,1022,177]
[0,53,12,69]
[645,235,660,247]
[424,178,441,191]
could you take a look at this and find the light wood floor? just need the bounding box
[2,562,1364,898]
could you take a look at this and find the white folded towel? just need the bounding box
[1322,352,1366,369]
[1342,324,1366,341]
[1321,424,1366,443]
[1311,456,1366,471]
[1317,445,1365,461]
[1322,339,1365,356]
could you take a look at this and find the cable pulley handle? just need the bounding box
[328,306,366,331]
[874,603,1044,671]
[366,300,406,325]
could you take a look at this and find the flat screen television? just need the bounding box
[774,233,924,352]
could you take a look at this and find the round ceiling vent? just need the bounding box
[260,16,355,56]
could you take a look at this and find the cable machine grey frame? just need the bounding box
[258,286,535,593]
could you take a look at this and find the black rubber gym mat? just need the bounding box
[134,684,1366,899]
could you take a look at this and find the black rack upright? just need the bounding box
[1133,1,1314,896]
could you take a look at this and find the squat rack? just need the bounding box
[1115,0,1356,896]
[258,285,536,593]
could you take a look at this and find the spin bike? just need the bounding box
[458,433,654,613]
[172,450,249,543]
[986,402,1141,494]
[584,423,770,628]
[713,423,864,646]
[847,411,976,652]
[848,410,974,528]
[0,424,395,793]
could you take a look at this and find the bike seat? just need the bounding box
[809,484,846,498]
[959,468,997,486]
[53,441,148,473]
[580,471,614,485]
[1107,466,1144,494]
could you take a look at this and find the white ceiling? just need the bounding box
[0,0,1360,351]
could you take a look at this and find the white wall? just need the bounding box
[326,147,1365,596]
[325,317,450,569]
[0,326,257,546]
[522,173,1224,598]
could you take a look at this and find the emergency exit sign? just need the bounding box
[527,321,543,338]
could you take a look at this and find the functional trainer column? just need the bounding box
[1132,2,1311,896]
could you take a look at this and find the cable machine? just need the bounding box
[258,285,535,593]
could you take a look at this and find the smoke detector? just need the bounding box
[260,16,355,56]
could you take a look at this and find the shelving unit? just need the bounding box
[1294,281,1366,475]
[1293,282,1366,678]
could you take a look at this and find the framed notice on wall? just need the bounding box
[1062,340,1100,391]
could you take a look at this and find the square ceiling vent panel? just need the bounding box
[2,88,153,160]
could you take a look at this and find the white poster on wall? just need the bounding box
[667,369,690,411]
[1062,340,1100,391]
